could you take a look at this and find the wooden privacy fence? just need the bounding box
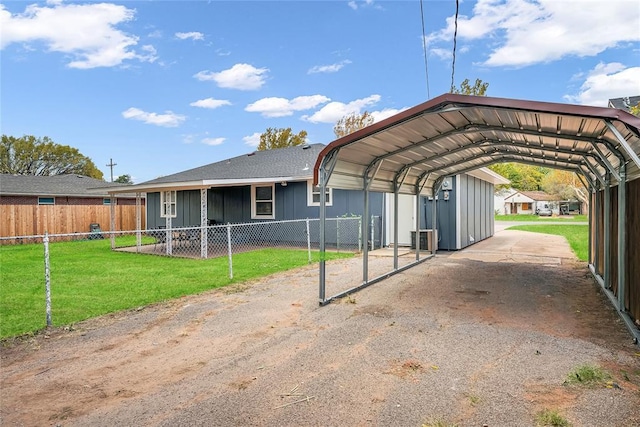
[591,178,640,327]
[1,200,145,238]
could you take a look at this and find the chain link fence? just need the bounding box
[112,217,365,261]
[1,217,374,330]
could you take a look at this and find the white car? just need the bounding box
[537,205,552,216]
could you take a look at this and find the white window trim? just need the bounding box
[160,190,177,218]
[307,180,332,207]
[251,183,275,219]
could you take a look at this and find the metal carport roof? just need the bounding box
[313,94,640,343]
[314,94,640,195]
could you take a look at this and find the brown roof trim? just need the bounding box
[313,93,640,184]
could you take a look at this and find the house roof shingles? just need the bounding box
[608,96,640,111]
[0,174,129,197]
[141,143,324,185]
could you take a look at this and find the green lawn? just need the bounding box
[506,224,588,261]
[0,239,353,339]
[495,214,588,222]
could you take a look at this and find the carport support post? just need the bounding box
[617,165,626,311]
[593,189,599,274]
[319,167,327,303]
[431,188,438,254]
[393,186,399,270]
[603,174,611,288]
[362,184,370,283]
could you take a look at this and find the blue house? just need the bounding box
[138,143,384,228]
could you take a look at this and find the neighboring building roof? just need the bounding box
[608,96,640,111]
[102,143,325,193]
[144,143,324,185]
[504,190,561,202]
[0,174,130,197]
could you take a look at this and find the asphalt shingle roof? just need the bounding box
[140,143,324,185]
[0,174,128,197]
[608,95,640,111]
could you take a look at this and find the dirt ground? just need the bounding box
[2,230,639,427]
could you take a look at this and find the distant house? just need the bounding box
[608,95,640,112]
[503,190,561,215]
[0,174,144,237]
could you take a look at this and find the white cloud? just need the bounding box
[0,2,156,69]
[302,95,381,124]
[370,107,407,123]
[243,132,261,148]
[201,137,225,146]
[308,60,352,74]
[245,95,331,118]
[122,107,186,127]
[194,63,269,90]
[348,0,375,10]
[427,0,640,67]
[190,98,231,109]
[175,31,204,41]
[564,63,640,107]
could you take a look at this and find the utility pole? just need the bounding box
[106,158,117,182]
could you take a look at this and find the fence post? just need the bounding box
[358,216,362,252]
[336,217,341,252]
[306,218,312,264]
[227,224,233,279]
[43,232,52,328]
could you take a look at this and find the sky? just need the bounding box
[1,0,639,184]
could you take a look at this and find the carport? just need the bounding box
[314,94,640,342]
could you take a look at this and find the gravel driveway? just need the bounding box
[2,229,639,427]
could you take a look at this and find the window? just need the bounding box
[103,198,111,205]
[160,190,177,218]
[307,180,332,206]
[521,202,531,210]
[38,197,55,205]
[251,184,274,219]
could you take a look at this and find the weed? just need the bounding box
[535,408,571,427]
[422,418,459,427]
[468,393,480,406]
[565,364,610,386]
[343,294,356,304]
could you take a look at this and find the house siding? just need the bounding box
[146,182,384,229]
[422,174,495,250]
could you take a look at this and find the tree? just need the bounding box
[630,102,640,116]
[114,174,133,184]
[333,111,374,138]
[451,78,489,96]
[541,169,589,206]
[257,127,307,151]
[1,135,103,179]
[489,163,548,191]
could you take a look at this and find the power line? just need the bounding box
[450,0,459,92]
[419,0,430,99]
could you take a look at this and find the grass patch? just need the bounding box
[565,364,610,386]
[495,214,587,222]
[505,224,588,261]
[535,409,571,427]
[0,239,353,339]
